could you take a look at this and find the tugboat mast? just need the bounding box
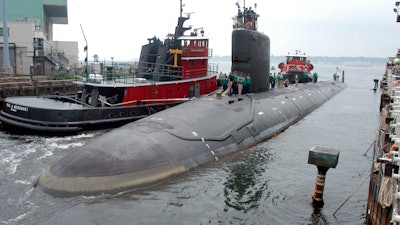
[180,0,183,18]
[175,0,190,38]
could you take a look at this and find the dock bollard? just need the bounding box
[308,146,340,207]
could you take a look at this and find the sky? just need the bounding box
[53,0,400,61]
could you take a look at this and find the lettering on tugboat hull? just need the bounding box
[6,103,29,112]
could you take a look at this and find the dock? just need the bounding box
[366,62,400,224]
[0,75,83,103]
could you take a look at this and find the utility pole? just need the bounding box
[1,0,12,75]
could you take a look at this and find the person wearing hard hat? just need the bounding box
[393,58,400,75]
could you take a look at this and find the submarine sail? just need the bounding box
[232,29,270,93]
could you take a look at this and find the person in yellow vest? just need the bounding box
[237,73,246,100]
[277,72,283,87]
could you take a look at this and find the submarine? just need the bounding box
[37,7,346,197]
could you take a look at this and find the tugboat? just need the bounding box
[0,0,217,135]
[278,49,314,84]
[37,3,346,197]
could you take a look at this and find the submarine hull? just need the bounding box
[37,81,346,196]
[37,28,347,196]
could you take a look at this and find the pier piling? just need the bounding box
[373,78,379,91]
[308,146,340,207]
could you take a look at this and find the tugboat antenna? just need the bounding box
[80,24,88,77]
[180,0,183,18]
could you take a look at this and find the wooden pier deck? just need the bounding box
[0,75,83,102]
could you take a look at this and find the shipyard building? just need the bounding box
[0,0,78,75]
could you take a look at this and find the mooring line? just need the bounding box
[363,133,379,156]
[333,172,372,217]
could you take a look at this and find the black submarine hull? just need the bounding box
[37,29,347,196]
[38,81,346,196]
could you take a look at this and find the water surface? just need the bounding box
[0,64,382,224]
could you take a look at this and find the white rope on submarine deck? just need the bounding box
[98,96,191,107]
[97,87,223,107]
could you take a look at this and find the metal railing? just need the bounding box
[82,61,218,84]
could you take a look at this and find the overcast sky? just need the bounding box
[53,0,400,61]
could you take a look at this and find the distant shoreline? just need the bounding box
[211,55,388,67]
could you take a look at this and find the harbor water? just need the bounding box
[0,64,382,224]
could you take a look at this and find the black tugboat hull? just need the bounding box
[0,96,179,135]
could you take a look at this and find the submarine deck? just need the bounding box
[37,81,346,196]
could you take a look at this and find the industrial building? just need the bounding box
[0,0,78,75]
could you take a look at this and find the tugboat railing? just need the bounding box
[81,61,218,85]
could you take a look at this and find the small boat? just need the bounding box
[0,1,217,135]
[278,49,314,84]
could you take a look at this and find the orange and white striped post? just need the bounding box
[308,146,340,207]
[312,166,330,207]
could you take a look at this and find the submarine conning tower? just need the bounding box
[231,28,270,93]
